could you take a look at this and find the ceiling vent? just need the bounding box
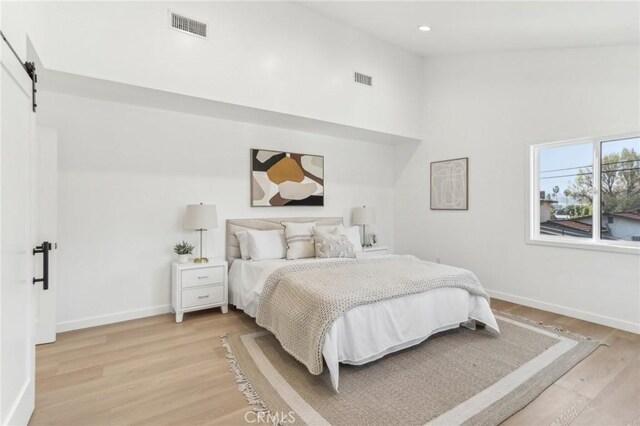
[354,72,373,87]
[169,11,207,39]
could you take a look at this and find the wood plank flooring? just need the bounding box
[30,300,640,425]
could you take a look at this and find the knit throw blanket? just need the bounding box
[255,255,490,375]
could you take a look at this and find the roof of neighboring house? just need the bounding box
[569,210,640,222]
[540,199,558,204]
[550,220,593,233]
[607,212,640,222]
[540,220,613,239]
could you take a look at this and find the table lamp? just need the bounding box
[184,203,218,263]
[352,205,375,247]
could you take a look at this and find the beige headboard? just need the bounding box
[226,217,343,265]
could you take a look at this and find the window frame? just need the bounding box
[528,132,640,254]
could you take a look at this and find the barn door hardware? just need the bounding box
[0,29,38,112]
[33,241,52,290]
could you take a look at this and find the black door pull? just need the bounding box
[33,241,52,290]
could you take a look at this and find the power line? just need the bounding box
[602,159,639,166]
[540,165,591,174]
[540,159,639,174]
[540,172,592,180]
[540,166,640,180]
[601,167,640,174]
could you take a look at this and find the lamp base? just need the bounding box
[193,257,209,264]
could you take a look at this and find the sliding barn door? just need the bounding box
[0,34,36,425]
[33,127,58,345]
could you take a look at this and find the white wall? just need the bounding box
[14,2,640,334]
[1,0,43,58]
[20,1,422,139]
[607,217,640,241]
[38,91,395,331]
[395,45,640,332]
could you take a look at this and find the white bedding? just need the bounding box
[229,256,499,390]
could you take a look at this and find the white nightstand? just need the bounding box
[171,259,228,323]
[357,246,390,258]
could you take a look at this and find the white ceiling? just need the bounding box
[300,1,640,57]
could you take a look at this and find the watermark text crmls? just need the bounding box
[245,410,296,424]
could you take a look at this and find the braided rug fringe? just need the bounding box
[220,336,275,419]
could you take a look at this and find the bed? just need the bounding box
[226,217,499,390]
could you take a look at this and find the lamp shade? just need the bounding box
[352,206,375,225]
[184,204,218,230]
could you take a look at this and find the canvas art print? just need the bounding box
[430,157,469,210]
[251,149,324,206]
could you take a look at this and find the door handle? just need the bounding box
[33,241,52,290]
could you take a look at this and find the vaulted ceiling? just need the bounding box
[301,1,640,57]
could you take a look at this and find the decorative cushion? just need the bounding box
[235,231,250,260]
[313,235,356,259]
[246,229,287,261]
[282,221,317,260]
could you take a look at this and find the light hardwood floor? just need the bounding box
[30,300,640,426]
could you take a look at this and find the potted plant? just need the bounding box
[173,241,194,264]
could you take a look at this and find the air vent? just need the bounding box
[354,72,373,87]
[170,11,207,39]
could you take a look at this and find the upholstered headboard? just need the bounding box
[226,217,343,265]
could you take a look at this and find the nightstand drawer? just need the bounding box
[181,266,224,288]
[181,285,224,309]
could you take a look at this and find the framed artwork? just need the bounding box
[251,149,324,207]
[430,157,469,210]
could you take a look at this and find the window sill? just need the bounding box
[527,236,640,255]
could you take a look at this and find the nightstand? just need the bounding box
[357,246,390,258]
[171,259,228,323]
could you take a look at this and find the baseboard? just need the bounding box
[57,304,172,333]
[54,293,640,334]
[487,289,640,334]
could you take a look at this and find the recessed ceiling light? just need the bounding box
[418,25,431,32]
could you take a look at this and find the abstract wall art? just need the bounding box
[430,157,468,210]
[251,149,324,207]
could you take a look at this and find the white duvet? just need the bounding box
[228,256,499,390]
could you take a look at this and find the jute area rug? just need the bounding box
[222,312,599,426]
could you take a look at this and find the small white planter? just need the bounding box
[178,254,189,264]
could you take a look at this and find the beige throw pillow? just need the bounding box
[282,221,317,260]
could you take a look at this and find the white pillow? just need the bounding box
[235,231,250,260]
[342,225,363,252]
[313,224,343,239]
[247,229,287,261]
[314,224,342,236]
[282,221,317,260]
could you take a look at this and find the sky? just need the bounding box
[539,136,639,204]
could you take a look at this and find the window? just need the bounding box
[530,134,640,252]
